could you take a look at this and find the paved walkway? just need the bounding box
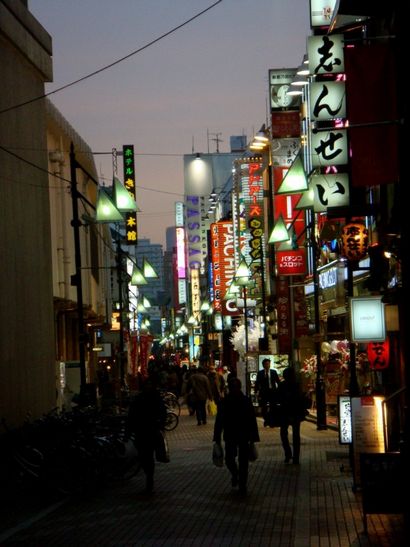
[0,409,406,546]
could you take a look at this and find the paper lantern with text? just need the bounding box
[367,340,390,370]
[341,222,369,262]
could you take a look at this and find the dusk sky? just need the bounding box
[29,1,311,247]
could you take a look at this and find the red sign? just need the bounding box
[210,221,237,315]
[277,276,291,354]
[276,249,306,276]
[367,340,390,370]
[271,111,301,138]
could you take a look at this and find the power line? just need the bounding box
[0,144,183,197]
[0,0,223,116]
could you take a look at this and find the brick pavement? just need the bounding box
[0,409,406,546]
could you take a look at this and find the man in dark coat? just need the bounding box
[187,367,213,425]
[254,358,280,426]
[213,377,260,495]
[127,377,167,493]
[277,367,310,464]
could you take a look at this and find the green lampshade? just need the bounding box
[276,155,308,194]
[235,258,251,286]
[200,300,210,312]
[142,296,151,308]
[187,315,197,325]
[136,302,148,313]
[223,280,240,300]
[295,185,315,209]
[113,176,137,212]
[278,226,298,250]
[143,258,158,279]
[95,189,124,223]
[131,265,148,286]
[268,214,290,244]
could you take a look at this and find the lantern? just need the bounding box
[341,222,369,262]
[367,340,390,370]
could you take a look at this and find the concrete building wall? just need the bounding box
[0,0,55,426]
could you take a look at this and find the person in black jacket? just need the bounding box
[213,377,260,495]
[254,358,280,426]
[127,376,167,493]
[277,367,310,465]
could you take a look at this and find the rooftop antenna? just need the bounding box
[192,136,195,154]
[210,132,223,153]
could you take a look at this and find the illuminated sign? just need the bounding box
[310,0,337,28]
[176,227,186,279]
[308,34,344,74]
[190,269,200,317]
[178,279,186,305]
[311,129,348,167]
[310,81,346,121]
[210,221,236,315]
[350,296,386,342]
[338,395,352,444]
[276,249,306,276]
[311,173,350,212]
[122,145,137,244]
[239,159,264,264]
[175,202,184,227]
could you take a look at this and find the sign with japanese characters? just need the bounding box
[276,249,306,276]
[276,276,291,354]
[338,395,352,444]
[310,81,346,120]
[308,34,344,74]
[311,129,348,167]
[269,68,299,111]
[310,173,350,211]
[190,269,200,317]
[351,396,385,485]
[238,159,264,264]
[122,144,137,244]
[210,221,236,315]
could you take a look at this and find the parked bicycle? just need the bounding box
[160,390,181,416]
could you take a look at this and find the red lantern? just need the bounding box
[367,340,390,370]
[341,222,369,262]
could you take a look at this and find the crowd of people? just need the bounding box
[126,358,310,495]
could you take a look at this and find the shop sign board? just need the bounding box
[338,395,352,444]
[350,296,386,342]
[276,249,306,275]
[351,396,385,486]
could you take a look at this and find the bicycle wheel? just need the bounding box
[163,392,181,416]
[163,412,179,432]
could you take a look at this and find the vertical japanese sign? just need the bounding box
[190,269,200,318]
[277,277,291,354]
[239,159,264,265]
[122,145,137,244]
[210,221,236,315]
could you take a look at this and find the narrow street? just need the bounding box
[1,410,405,546]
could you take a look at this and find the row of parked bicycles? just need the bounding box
[0,390,181,499]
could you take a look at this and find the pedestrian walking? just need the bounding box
[207,364,225,406]
[213,377,260,495]
[126,376,168,493]
[186,366,213,425]
[254,358,280,426]
[277,366,311,465]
